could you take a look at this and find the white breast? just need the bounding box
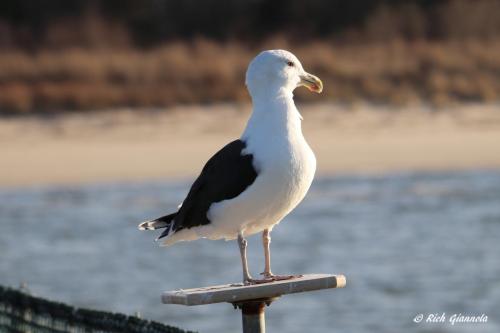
[206,97,316,239]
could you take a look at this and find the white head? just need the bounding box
[245,49,323,99]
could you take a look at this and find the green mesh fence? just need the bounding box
[0,285,195,333]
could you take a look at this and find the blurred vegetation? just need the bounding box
[0,0,500,113]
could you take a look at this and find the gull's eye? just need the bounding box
[287,61,294,67]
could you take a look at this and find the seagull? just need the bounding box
[139,50,323,284]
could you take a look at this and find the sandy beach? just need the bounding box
[1,103,500,187]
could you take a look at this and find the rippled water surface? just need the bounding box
[1,170,500,333]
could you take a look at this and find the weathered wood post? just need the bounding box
[234,298,269,333]
[162,274,346,333]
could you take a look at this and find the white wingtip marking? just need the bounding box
[138,221,153,230]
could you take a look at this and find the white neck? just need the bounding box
[242,87,303,141]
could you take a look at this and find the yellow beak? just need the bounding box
[299,73,323,93]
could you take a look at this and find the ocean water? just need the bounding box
[1,170,499,333]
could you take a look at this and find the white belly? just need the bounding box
[206,133,316,239]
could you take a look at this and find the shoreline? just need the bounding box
[2,103,500,188]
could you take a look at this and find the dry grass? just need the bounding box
[1,39,500,113]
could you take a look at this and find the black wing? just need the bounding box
[158,139,258,239]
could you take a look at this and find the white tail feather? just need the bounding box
[138,220,169,230]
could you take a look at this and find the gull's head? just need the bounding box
[246,49,323,98]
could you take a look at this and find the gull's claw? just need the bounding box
[243,277,274,285]
[259,272,303,281]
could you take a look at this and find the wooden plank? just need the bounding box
[162,274,346,306]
